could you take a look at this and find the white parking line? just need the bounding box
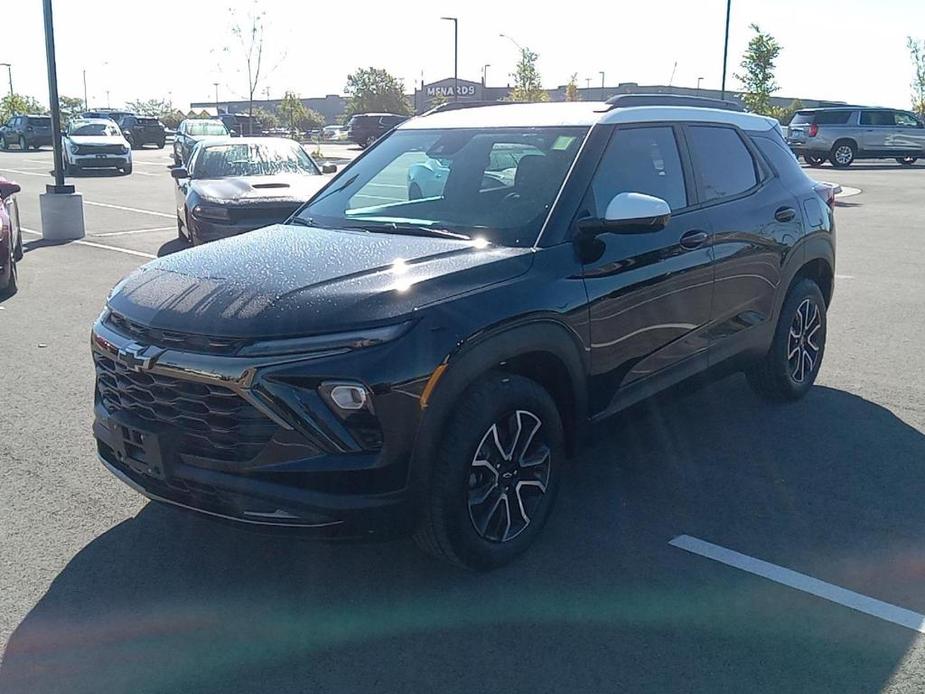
[835,274,854,280]
[670,535,925,634]
[84,200,174,218]
[0,167,50,178]
[21,227,157,259]
[93,226,174,237]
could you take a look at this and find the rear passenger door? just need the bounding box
[579,124,715,411]
[859,110,894,151]
[684,124,803,360]
[890,111,925,153]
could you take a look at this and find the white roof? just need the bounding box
[399,102,777,132]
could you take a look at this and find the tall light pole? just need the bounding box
[441,17,458,101]
[0,63,12,102]
[499,33,523,52]
[720,0,732,99]
[213,82,220,113]
[82,68,88,110]
[585,77,591,90]
[482,63,490,87]
[697,76,704,93]
[599,71,605,101]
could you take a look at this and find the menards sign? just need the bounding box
[426,84,478,97]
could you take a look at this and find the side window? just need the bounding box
[895,112,919,127]
[587,126,688,214]
[859,111,893,126]
[686,126,758,202]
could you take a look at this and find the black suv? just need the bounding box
[92,98,835,569]
[0,114,52,150]
[346,112,408,147]
[113,114,166,149]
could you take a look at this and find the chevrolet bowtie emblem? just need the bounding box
[117,342,164,372]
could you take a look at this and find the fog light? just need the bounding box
[328,384,369,411]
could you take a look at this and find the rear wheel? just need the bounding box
[1,238,18,298]
[156,140,165,149]
[747,279,827,401]
[121,163,133,175]
[896,157,918,166]
[18,136,27,151]
[830,141,856,168]
[803,154,827,167]
[413,372,564,570]
[0,136,7,151]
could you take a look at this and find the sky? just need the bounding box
[4,0,924,112]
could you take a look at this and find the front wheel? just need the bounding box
[896,157,918,166]
[414,372,564,570]
[803,154,827,167]
[1,239,18,298]
[121,164,133,175]
[747,279,827,401]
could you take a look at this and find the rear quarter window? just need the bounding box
[751,133,809,188]
[686,125,759,202]
[27,117,51,126]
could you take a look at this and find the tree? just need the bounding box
[735,24,782,116]
[279,91,307,135]
[344,67,411,117]
[161,111,184,129]
[224,3,285,120]
[126,98,174,117]
[507,47,548,103]
[1,94,45,123]
[253,107,279,129]
[908,36,925,117]
[300,108,326,132]
[565,73,580,102]
[58,96,85,126]
[767,99,804,125]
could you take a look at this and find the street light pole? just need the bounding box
[0,63,13,102]
[697,76,704,93]
[42,0,67,191]
[213,82,219,113]
[585,77,591,90]
[82,69,88,110]
[441,17,458,101]
[482,63,490,87]
[599,71,605,101]
[720,0,732,100]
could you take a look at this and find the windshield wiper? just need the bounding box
[310,173,359,204]
[353,222,471,240]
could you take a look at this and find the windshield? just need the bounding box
[295,126,587,247]
[27,117,51,127]
[69,123,120,137]
[187,121,229,137]
[192,141,320,178]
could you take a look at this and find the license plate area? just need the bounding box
[111,423,169,481]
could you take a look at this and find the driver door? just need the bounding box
[577,124,715,413]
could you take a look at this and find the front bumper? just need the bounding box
[72,153,131,169]
[90,314,423,536]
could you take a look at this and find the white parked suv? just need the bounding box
[62,118,133,175]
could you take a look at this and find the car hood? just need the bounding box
[192,174,329,204]
[68,135,127,145]
[107,224,534,339]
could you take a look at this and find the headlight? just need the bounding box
[69,143,80,154]
[119,145,129,154]
[192,203,231,222]
[238,321,412,357]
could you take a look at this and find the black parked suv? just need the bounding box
[346,112,408,147]
[92,98,835,569]
[113,114,166,149]
[0,114,52,150]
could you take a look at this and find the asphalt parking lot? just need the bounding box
[1,146,924,693]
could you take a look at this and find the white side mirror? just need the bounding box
[603,192,671,228]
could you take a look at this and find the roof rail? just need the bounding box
[420,100,517,116]
[601,94,745,112]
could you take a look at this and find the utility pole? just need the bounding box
[721,0,732,99]
[482,63,490,87]
[213,82,220,114]
[105,90,110,109]
[43,0,66,191]
[599,71,605,101]
[441,17,458,100]
[0,63,12,103]
[697,76,704,93]
[82,68,88,110]
[585,77,591,90]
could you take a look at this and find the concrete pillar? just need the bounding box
[40,190,85,240]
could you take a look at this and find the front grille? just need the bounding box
[94,353,276,462]
[77,144,125,155]
[227,204,301,226]
[107,312,246,355]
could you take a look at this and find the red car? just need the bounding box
[0,177,23,297]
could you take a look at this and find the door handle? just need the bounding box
[775,207,797,222]
[679,229,709,250]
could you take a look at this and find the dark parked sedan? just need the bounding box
[172,137,335,245]
[172,119,230,166]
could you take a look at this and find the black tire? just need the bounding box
[1,239,18,298]
[803,154,827,167]
[156,141,165,150]
[408,183,423,200]
[896,157,918,166]
[0,136,8,151]
[14,230,23,262]
[746,279,827,401]
[18,136,27,151]
[413,372,564,570]
[830,141,856,168]
[121,164,133,175]
[177,215,187,241]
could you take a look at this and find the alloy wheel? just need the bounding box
[467,409,552,543]
[833,145,853,166]
[787,298,822,383]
